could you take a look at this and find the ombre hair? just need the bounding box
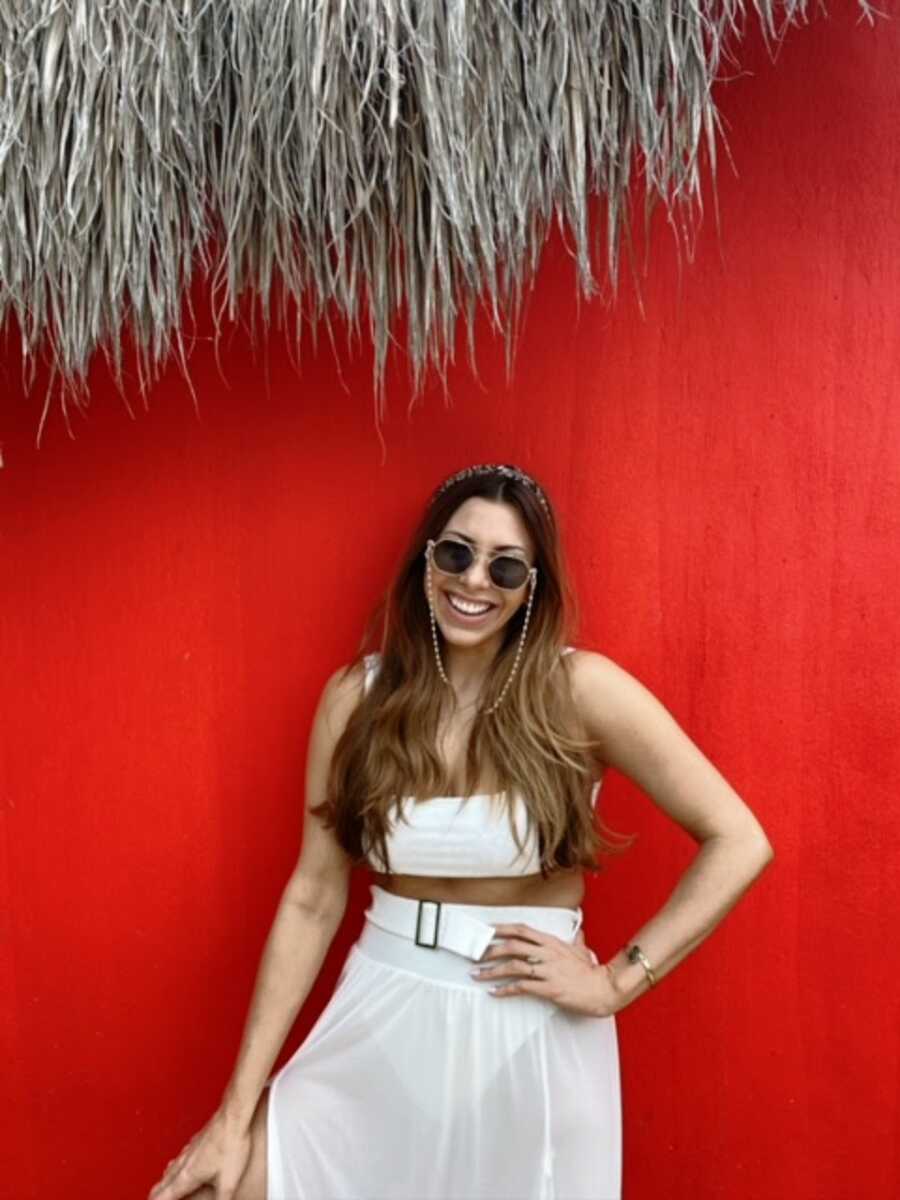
[311,466,636,876]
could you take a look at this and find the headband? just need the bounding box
[432,463,551,518]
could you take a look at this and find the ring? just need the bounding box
[526,954,541,964]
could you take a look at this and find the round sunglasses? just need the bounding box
[426,537,536,590]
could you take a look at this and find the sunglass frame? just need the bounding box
[426,537,536,591]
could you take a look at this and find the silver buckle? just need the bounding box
[414,898,442,949]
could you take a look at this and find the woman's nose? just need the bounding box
[462,557,491,589]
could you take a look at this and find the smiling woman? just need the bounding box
[149,463,773,1200]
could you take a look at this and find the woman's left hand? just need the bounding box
[471,923,618,1017]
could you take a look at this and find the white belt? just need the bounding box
[364,885,585,964]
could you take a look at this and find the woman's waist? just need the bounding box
[366,867,585,910]
[355,882,585,986]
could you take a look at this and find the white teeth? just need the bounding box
[447,592,492,616]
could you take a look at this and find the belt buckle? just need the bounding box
[414,898,442,949]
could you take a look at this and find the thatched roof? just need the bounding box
[0,1,879,442]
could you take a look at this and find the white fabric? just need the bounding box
[266,887,622,1199]
[362,878,583,962]
[363,790,544,877]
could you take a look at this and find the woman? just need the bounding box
[149,463,774,1200]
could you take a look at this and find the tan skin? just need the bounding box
[150,496,774,1200]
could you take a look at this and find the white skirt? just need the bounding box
[265,885,622,1199]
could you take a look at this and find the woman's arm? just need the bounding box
[570,651,775,1011]
[149,663,366,1199]
[217,660,365,1128]
[217,892,345,1126]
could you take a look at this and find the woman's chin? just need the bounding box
[441,625,491,645]
[437,614,508,648]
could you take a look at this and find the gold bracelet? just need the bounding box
[626,943,657,987]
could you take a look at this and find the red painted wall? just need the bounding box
[2,9,898,1199]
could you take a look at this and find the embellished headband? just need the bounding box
[432,463,551,518]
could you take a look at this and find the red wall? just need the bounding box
[2,9,898,1199]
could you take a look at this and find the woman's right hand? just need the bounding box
[147,1107,252,1200]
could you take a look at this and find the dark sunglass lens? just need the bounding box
[433,539,473,574]
[491,557,529,589]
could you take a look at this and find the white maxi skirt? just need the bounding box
[265,884,622,1200]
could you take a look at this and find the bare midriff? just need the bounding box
[368,866,585,909]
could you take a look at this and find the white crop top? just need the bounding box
[359,647,601,877]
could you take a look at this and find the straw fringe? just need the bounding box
[0,1,880,444]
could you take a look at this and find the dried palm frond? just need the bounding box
[0,1,879,445]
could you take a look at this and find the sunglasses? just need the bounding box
[426,537,536,591]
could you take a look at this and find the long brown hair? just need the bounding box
[311,466,636,876]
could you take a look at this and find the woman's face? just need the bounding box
[424,497,536,649]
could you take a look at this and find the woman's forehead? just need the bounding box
[440,497,533,552]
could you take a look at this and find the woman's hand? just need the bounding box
[471,923,621,1017]
[147,1107,252,1200]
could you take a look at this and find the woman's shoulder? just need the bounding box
[559,644,624,664]
[557,647,631,722]
[318,655,375,712]
[560,648,679,767]
[558,645,612,673]
[559,646,630,689]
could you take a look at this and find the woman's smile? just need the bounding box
[442,588,498,624]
